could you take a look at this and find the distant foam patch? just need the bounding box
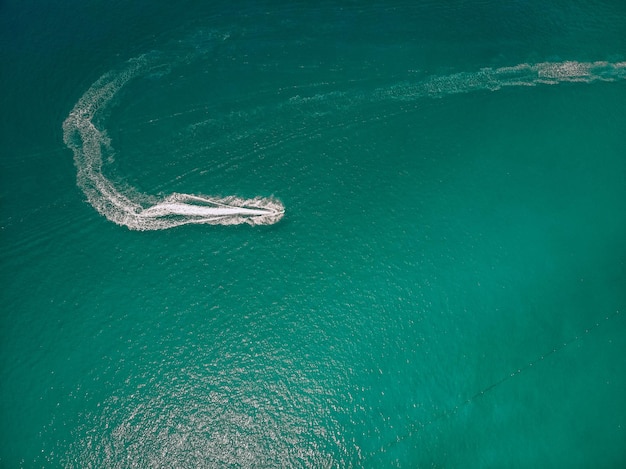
[378,60,626,100]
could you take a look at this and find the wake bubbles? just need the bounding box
[63,56,625,230]
[378,60,626,100]
[62,56,285,231]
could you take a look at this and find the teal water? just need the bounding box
[1,1,626,467]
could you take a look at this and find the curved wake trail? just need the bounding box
[62,57,284,231]
[63,56,625,230]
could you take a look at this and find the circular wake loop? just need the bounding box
[63,52,625,231]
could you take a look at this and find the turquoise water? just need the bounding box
[1,1,625,467]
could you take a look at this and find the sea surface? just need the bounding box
[1,1,625,467]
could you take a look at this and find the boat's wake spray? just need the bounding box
[63,52,624,231]
[62,56,284,231]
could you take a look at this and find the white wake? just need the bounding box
[63,56,625,231]
[379,60,626,100]
[62,56,284,231]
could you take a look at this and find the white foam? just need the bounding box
[63,56,624,231]
[62,56,284,231]
[379,60,626,100]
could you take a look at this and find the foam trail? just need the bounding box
[63,56,624,231]
[379,60,626,100]
[62,56,284,231]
